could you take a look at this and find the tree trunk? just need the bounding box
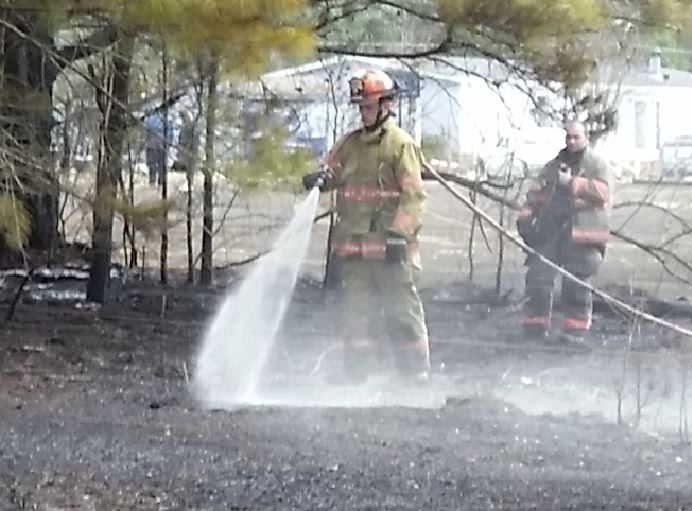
[0,11,58,251]
[186,161,194,284]
[200,58,217,286]
[122,141,137,268]
[159,44,169,285]
[86,36,134,303]
[188,81,204,284]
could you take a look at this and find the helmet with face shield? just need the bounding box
[348,69,398,105]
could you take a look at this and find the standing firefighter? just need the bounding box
[302,69,430,384]
[516,121,611,344]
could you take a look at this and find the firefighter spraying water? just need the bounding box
[302,69,430,386]
[192,69,431,407]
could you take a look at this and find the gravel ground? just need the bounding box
[1,277,692,510]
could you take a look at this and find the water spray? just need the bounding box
[191,187,321,407]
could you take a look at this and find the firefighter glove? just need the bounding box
[385,233,407,263]
[302,170,327,190]
[557,164,572,186]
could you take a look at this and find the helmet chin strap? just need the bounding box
[364,102,390,132]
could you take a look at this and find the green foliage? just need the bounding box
[120,0,314,75]
[526,40,597,90]
[5,1,313,77]
[0,194,30,250]
[224,125,314,188]
[438,0,604,87]
[438,0,603,40]
[640,0,692,30]
[649,29,692,71]
[316,0,692,88]
[318,3,434,48]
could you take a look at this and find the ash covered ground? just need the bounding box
[1,275,692,510]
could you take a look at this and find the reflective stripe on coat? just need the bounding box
[517,146,611,248]
[322,118,427,265]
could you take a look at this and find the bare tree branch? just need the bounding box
[421,167,520,210]
[57,25,119,68]
[611,231,692,285]
[319,35,454,59]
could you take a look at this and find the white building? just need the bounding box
[595,50,692,179]
[255,56,569,175]
[251,52,692,179]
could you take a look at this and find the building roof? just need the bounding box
[428,56,692,89]
[257,56,424,100]
[596,51,692,89]
[263,55,513,85]
[242,53,692,102]
[415,56,514,84]
[621,66,692,88]
[253,55,513,100]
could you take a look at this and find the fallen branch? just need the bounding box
[215,251,268,270]
[4,267,35,323]
[421,168,520,210]
[424,168,692,285]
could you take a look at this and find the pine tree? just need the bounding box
[0,0,689,294]
[314,0,692,87]
[0,0,311,251]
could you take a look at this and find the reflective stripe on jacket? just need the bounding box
[519,146,611,248]
[323,118,427,264]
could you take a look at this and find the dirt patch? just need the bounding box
[1,277,692,509]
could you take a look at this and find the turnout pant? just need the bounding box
[337,258,430,377]
[523,234,603,333]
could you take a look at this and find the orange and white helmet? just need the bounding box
[349,69,398,105]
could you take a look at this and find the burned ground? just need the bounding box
[1,275,692,510]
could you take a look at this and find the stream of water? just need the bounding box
[191,188,320,408]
